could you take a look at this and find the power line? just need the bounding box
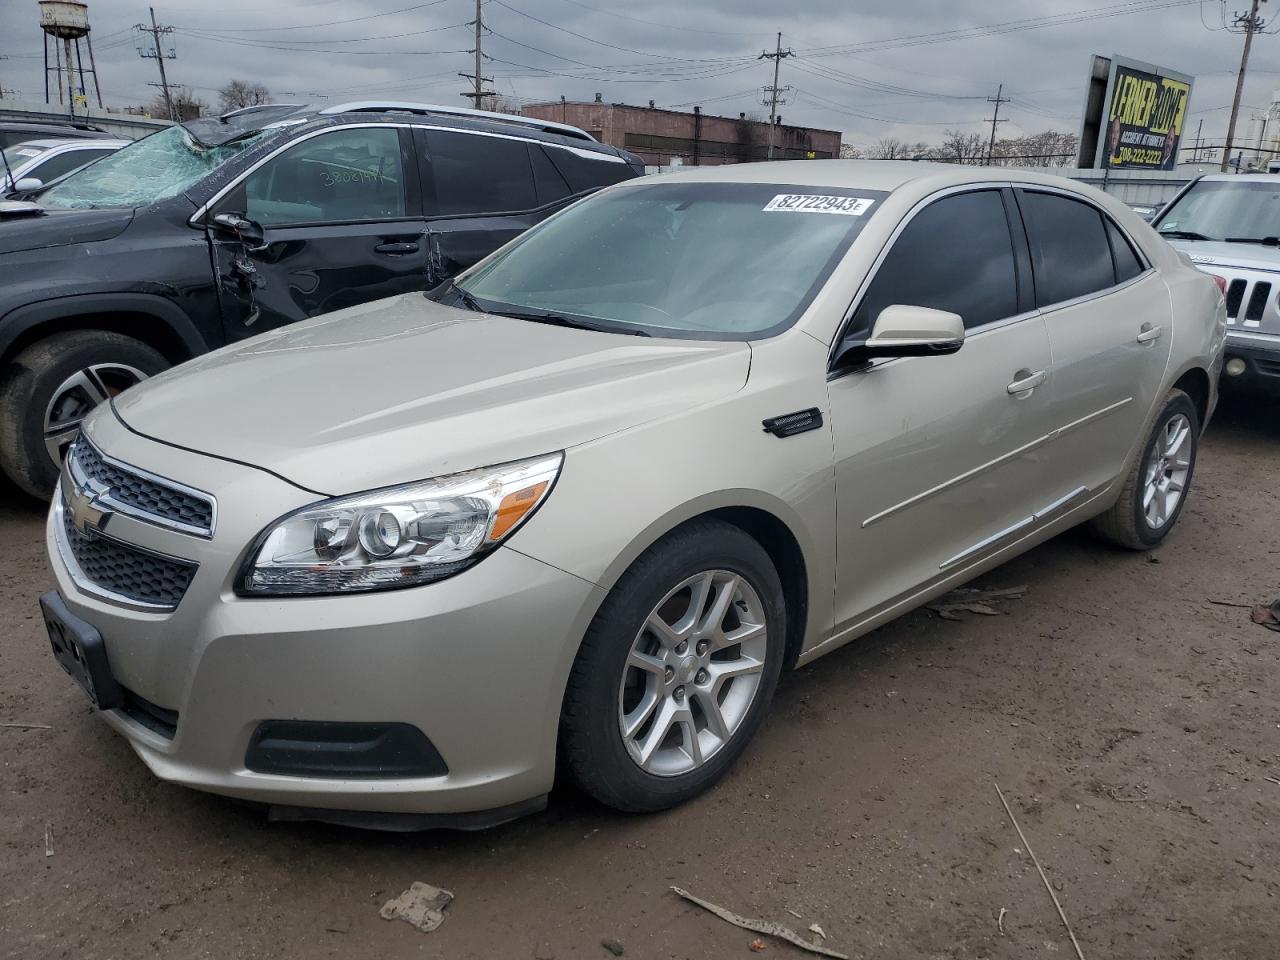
[179,0,456,33]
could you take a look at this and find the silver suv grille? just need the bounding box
[69,438,215,537]
[59,506,196,610]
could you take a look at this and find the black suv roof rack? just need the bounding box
[316,100,596,142]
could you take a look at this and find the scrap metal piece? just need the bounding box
[379,881,453,933]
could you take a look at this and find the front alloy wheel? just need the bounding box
[43,363,148,465]
[618,570,769,776]
[562,519,786,812]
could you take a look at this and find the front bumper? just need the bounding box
[1222,330,1280,395]
[45,412,604,819]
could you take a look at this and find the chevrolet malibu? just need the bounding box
[42,162,1225,827]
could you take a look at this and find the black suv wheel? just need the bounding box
[0,331,167,497]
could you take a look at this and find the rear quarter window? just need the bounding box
[544,144,634,193]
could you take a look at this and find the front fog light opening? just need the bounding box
[1225,357,1247,377]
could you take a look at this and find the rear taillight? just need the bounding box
[1208,273,1228,295]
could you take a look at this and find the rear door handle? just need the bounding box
[1136,324,1163,344]
[374,241,420,255]
[1007,369,1046,395]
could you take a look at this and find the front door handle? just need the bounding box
[374,241,420,255]
[1007,369,1046,395]
[1136,323,1163,344]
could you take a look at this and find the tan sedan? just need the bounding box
[41,162,1225,826]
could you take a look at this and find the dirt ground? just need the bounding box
[2,394,1278,960]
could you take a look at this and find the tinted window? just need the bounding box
[1020,191,1115,306]
[426,130,536,215]
[1106,218,1143,283]
[244,128,406,226]
[531,145,571,206]
[31,148,113,184]
[543,144,634,193]
[853,190,1017,332]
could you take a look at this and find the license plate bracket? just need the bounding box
[40,591,123,711]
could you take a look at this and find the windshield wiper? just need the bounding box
[1159,229,1213,241]
[1224,236,1280,246]
[492,308,649,336]
[426,277,487,314]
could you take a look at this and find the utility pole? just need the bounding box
[459,0,494,109]
[1193,117,1204,161]
[136,7,176,121]
[985,83,1010,165]
[1222,0,1267,171]
[759,32,793,160]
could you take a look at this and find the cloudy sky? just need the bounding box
[3,0,1277,150]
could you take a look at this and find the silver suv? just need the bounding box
[1155,174,1280,393]
[41,163,1224,827]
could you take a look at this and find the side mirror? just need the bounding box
[13,177,43,193]
[210,211,266,249]
[833,304,965,369]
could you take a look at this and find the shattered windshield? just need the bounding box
[41,124,283,210]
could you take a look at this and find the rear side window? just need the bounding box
[31,148,113,184]
[1019,191,1116,306]
[530,145,571,206]
[1106,218,1144,283]
[426,130,537,215]
[544,144,633,193]
[853,189,1018,332]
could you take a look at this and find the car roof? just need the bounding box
[6,137,128,150]
[0,121,111,138]
[1195,172,1280,183]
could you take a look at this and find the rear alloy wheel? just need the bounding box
[562,520,786,812]
[1089,387,1199,550]
[0,331,168,498]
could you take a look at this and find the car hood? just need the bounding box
[1166,239,1280,273]
[112,294,751,495]
[0,206,133,255]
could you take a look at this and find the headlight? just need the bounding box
[238,453,562,596]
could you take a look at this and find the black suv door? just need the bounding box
[418,127,631,275]
[208,125,429,339]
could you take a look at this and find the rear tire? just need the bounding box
[561,520,786,813]
[1089,388,1199,550]
[0,331,167,498]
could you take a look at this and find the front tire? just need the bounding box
[0,331,167,498]
[561,520,786,813]
[1090,387,1199,550]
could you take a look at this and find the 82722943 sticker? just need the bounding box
[762,194,876,216]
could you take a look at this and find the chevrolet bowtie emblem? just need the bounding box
[62,467,112,538]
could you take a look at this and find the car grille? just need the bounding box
[1224,277,1275,325]
[60,506,197,609]
[70,439,214,536]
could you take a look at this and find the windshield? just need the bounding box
[455,181,887,339]
[1155,178,1280,242]
[41,124,282,210]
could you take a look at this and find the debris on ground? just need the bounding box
[808,923,826,939]
[1264,776,1280,786]
[43,823,53,858]
[601,938,625,956]
[928,585,1027,621]
[750,938,768,952]
[997,907,1007,935]
[378,882,453,933]
[0,722,52,730]
[994,783,1086,960]
[670,887,849,959]
[1250,599,1280,631]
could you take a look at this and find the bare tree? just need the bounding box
[989,130,1079,167]
[838,143,864,159]
[150,86,207,121]
[218,80,272,113]
[868,137,930,160]
[928,129,987,164]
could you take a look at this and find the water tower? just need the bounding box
[40,0,103,114]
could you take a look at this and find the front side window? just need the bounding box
[426,130,536,215]
[456,182,887,339]
[243,127,406,226]
[1154,178,1280,243]
[852,189,1018,332]
[1019,191,1115,307]
[42,124,282,210]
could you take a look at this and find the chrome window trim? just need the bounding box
[72,435,217,539]
[51,495,195,614]
[1035,267,1156,317]
[828,181,1027,368]
[189,121,625,226]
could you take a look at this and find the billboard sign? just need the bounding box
[1077,55,1193,170]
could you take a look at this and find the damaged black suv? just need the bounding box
[0,101,643,496]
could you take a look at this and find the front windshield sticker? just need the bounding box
[763,194,876,216]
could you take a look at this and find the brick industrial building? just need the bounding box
[521,98,842,167]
